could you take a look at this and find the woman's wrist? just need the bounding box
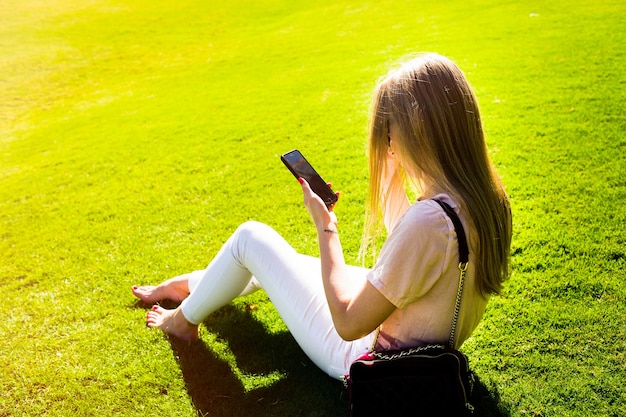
[314,211,338,235]
[316,220,338,235]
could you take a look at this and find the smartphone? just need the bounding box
[281,149,338,207]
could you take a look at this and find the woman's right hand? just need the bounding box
[298,177,339,232]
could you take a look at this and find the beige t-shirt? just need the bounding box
[367,194,488,350]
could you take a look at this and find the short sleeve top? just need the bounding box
[366,194,488,350]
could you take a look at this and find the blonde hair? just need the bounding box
[362,53,512,296]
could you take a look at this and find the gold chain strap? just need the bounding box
[374,344,447,360]
[448,261,468,348]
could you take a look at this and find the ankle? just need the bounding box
[175,308,197,328]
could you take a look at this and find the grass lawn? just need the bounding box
[1,0,625,416]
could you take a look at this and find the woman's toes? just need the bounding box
[132,285,161,303]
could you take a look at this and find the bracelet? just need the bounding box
[323,229,338,234]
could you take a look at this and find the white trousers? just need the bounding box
[180,221,376,380]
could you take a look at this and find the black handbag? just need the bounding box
[344,199,475,416]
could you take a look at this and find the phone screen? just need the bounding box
[281,149,338,207]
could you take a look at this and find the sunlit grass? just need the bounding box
[1,0,625,416]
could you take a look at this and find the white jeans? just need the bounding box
[180,221,376,379]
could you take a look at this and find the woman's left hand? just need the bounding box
[298,178,339,231]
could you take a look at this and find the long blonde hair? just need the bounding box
[362,53,512,296]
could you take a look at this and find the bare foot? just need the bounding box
[146,305,199,340]
[132,275,190,303]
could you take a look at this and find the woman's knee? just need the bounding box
[232,221,294,264]
[235,220,274,240]
[234,221,278,253]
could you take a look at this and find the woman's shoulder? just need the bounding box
[397,194,458,231]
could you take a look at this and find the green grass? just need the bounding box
[1,0,625,416]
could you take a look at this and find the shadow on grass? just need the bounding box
[161,304,509,417]
[471,374,511,417]
[167,304,346,417]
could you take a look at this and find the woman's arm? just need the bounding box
[299,178,395,341]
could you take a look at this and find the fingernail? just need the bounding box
[298,177,304,184]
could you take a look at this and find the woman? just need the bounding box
[132,53,512,380]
